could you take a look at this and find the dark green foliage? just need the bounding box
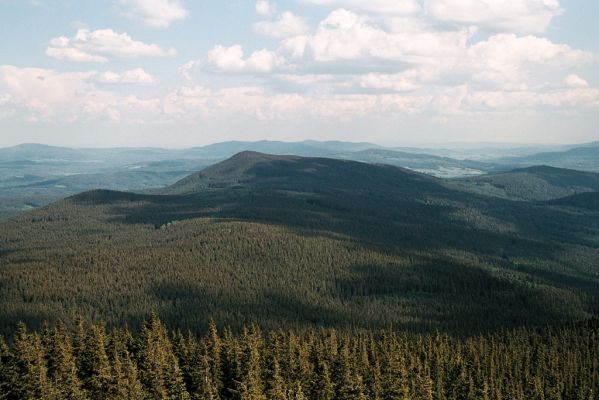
[0,317,597,400]
[1,153,598,336]
[451,165,599,201]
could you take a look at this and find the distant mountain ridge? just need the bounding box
[161,151,441,196]
[2,139,599,219]
[498,142,599,172]
[451,165,599,201]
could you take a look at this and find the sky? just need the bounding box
[0,0,598,148]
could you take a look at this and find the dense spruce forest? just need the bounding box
[1,151,599,398]
[0,152,598,336]
[0,316,597,400]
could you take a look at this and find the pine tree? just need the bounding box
[85,323,113,400]
[48,324,86,400]
[239,326,266,400]
[9,323,56,399]
[271,353,291,400]
[109,338,145,400]
[0,336,11,400]
[221,328,242,400]
[313,357,335,400]
[207,319,223,395]
[137,313,190,400]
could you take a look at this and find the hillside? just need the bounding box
[338,148,498,177]
[0,141,495,220]
[498,142,599,172]
[0,153,598,336]
[450,165,599,201]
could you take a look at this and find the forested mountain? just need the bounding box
[449,165,599,201]
[0,141,499,219]
[1,152,598,337]
[337,148,498,177]
[6,141,599,220]
[497,142,599,172]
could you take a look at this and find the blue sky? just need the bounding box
[0,0,598,147]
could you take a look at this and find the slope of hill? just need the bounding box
[498,143,599,172]
[339,148,499,177]
[450,165,599,201]
[1,141,493,219]
[548,192,599,210]
[1,152,598,336]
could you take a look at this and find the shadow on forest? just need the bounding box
[147,258,586,336]
[69,187,579,264]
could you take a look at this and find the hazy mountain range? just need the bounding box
[1,140,599,219]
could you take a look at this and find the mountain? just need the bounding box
[337,148,499,177]
[450,165,599,201]
[497,143,599,172]
[0,141,512,220]
[548,192,599,210]
[1,152,598,336]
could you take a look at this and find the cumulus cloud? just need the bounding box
[302,0,421,15]
[360,71,423,92]
[564,74,589,88]
[255,0,274,16]
[45,47,108,63]
[46,28,177,62]
[119,0,188,28]
[0,65,159,121]
[427,0,563,33]
[281,9,471,65]
[464,34,592,86]
[254,12,309,39]
[97,68,157,84]
[205,45,285,73]
[2,63,598,128]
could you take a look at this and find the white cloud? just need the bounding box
[46,29,177,62]
[464,34,592,86]
[2,63,598,129]
[360,71,422,92]
[303,0,420,15]
[283,9,471,64]
[0,65,160,121]
[564,74,588,88]
[45,47,108,63]
[205,45,285,73]
[255,0,273,16]
[119,0,188,28]
[254,11,309,39]
[178,60,202,80]
[97,68,157,84]
[427,0,563,33]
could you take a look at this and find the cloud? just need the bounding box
[254,12,309,39]
[282,9,471,65]
[302,0,420,15]
[97,68,157,84]
[359,71,423,92]
[564,74,588,88]
[427,0,563,33]
[2,63,598,129]
[46,28,177,62]
[119,0,188,28]
[464,34,592,86]
[255,0,273,16]
[45,47,108,63]
[0,65,159,121]
[205,45,285,73]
